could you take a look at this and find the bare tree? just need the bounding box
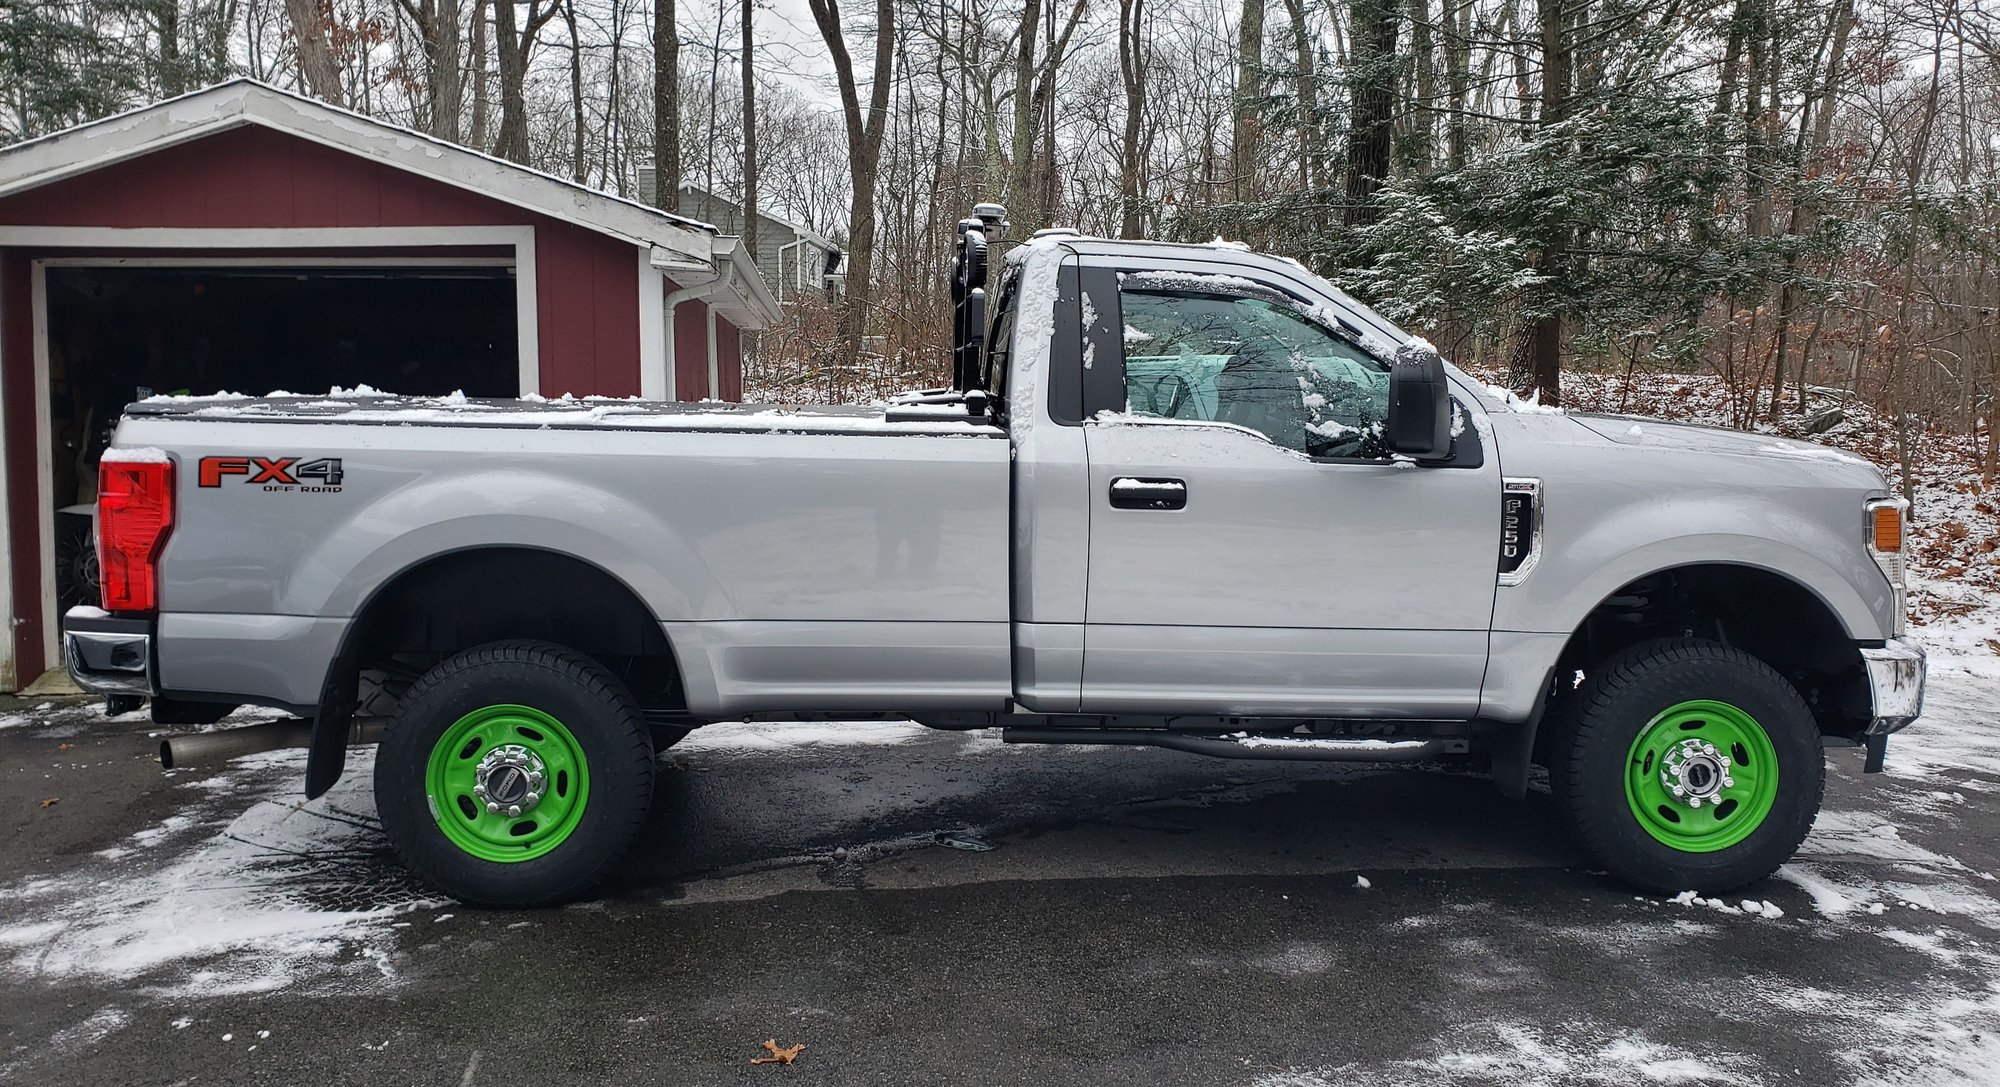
[492,0,561,163]
[741,0,758,259]
[805,0,893,366]
[392,0,463,139]
[284,0,343,101]
[1117,0,1148,237]
[653,0,679,208]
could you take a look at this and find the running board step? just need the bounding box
[999,728,1461,762]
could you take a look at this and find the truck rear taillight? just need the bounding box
[97,452,175,613]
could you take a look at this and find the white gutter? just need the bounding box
[661,256,736,400]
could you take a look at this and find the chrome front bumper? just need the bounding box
[1860,637,1925,735]
[62,606,158,696]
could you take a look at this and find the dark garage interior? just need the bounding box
[44,264,519,611]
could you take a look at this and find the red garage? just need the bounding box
[0,80,779,692]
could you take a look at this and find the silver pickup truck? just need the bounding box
[67,211,1926,908]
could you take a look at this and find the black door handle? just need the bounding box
[1109,477,1187,510]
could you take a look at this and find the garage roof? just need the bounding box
[0,79,781,327]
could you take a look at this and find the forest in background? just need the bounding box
[7,0,1999,491]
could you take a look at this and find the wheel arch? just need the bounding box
[304,545,697,798]
[1541,562,1874,747]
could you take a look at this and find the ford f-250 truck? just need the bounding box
[66,208,1926,908]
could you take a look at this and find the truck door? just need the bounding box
[1078,264,1500,719]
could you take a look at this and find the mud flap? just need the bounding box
[1863,733,1888,774]
[304,656,360,799]
[1491,667,1557,800]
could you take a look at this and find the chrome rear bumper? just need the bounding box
[1860,637,1925,735]
[62,606,158,696]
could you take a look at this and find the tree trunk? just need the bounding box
[1118,0,1147,237]
[741,0,758,260]
[435,0,462,142]
[1233,0,1265,203]
[492,0,537,164]
[1342,0,1397,227]
[285,0,344,102]
[1524,0,1568,405]
[1282,0,1317,188]
[565,0,585,180]
[1405,0,1433,172]
[1445,0,1470,168]
[1007,0,1044,227]
[653,0,680,209]
[470,0,491,149]
[805,0,895,369]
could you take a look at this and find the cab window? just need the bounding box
[1119,288,1393,459]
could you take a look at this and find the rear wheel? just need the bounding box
[376,641,654,907]
[1550,638,1823,894]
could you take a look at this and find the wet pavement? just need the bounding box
[2,676,1998,1086]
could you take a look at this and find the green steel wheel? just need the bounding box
[376,641,655,908]
[1550,638,1823,895]
[1623,700,1781,853]
[425,704,592,862]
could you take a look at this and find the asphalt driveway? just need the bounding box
[2,665,1998,1086]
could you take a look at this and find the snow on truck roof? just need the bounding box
[124,390,1004,437]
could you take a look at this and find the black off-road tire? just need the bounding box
[1548,637,1824,895]
[375,641,655,908]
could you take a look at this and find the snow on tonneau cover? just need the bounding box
[125,387,1005,438]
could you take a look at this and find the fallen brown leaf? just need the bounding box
[749,1039,806,1066]
[38,798,58,809]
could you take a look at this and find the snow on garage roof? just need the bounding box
[0,78,720,271]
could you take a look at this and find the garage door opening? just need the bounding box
[44,262,519,617]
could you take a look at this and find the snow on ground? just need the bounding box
[675,719,935,752]
[0,748,433,998]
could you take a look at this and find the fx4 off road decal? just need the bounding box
[198,456,345,493]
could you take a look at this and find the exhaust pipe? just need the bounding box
[158,718,387,770]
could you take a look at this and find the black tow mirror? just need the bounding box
[1384,340,1452,459]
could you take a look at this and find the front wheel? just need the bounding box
[1549,638,1824,894]
[375,641,655,908]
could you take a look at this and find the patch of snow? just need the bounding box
[1777,864,1863,916]
[100,446,172,464]
[0,748,434,998]
[1483,384,1568,415]
[676,720,934,752]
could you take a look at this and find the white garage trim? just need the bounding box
[637,248,668,400]
[0,80,716,266]
[18,228,539,676]
[2,225,541,397]
[0,269,13,691]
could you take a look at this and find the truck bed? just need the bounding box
[126,390,1004,437]
[116,389,1014,717]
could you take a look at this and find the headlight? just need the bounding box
[1865,496,1908,636]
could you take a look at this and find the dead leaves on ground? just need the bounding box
[750,1039,806,1066]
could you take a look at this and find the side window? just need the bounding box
[982,269,1021,402]
[1120,288,1393,459]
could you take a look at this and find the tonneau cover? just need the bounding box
[124,390,1003,437]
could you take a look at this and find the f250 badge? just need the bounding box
[198,456,345,492]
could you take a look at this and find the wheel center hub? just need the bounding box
[1659,738,1734,808]
[472,744,547,817]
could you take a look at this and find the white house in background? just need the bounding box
[635,166,844,304]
